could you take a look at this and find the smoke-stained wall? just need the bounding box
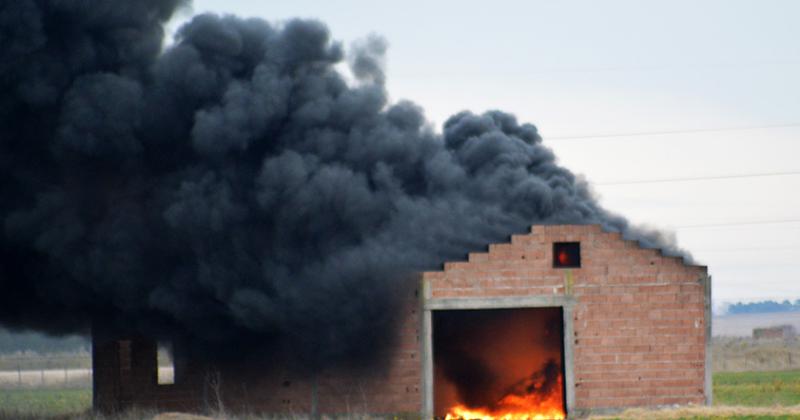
[0,1,687,370]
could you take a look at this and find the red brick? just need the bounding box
[96,224,708,416]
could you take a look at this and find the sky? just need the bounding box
[172,0,800,311]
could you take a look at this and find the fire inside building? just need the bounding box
[93,224,711,418]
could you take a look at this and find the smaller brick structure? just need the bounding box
[92,290,422,415]
[753,325,797,340]
[92,224,711,417]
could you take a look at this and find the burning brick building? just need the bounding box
[93,224,711,418]
[1,2,713,417]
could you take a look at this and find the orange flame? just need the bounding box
[557,250,571,266]
[444,373,565,420]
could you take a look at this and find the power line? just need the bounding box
[522,59,800,75]
[596,170,800,186]
[695,245,800,253]
[546,122,800,141]
[676,219,800,229]
[404,60,800,79]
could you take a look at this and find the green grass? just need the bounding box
[0,370,799,419]
[0,353,91,370]
[0,387,91,417]
[714,370,800,406]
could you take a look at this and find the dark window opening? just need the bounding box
[553,242,580,268]
[157,342,175,385]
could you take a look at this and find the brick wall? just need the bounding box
[93,335,208,413]
[94,224,709,415]
[92,285,422,416]
[421,224,709,411]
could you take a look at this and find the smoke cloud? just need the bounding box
[0,1,687,368]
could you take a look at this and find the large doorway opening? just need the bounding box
[433,307,566,419]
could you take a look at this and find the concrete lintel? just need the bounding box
[425,295,575,311]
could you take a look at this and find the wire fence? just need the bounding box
[712,337,800,372]
[0,367,92,389]
[0,353,92,389]
[0,338,797,390]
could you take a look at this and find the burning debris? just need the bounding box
[1,0,686,372]
[445,360,565,420]
[434,308,566,419]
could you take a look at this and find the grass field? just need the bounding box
[714,370,800,407]
[587,370,800,419]
[1,370,799,419]
[0,387,92,417]
[0,351,91,371]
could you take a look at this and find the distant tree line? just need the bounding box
[0,327,89,354]
[728,299,800,315]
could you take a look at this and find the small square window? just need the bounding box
[553,242,580,268]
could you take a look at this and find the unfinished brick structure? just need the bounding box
[93,224,711,417]
[753,325,796,340]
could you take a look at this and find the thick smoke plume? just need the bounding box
[0,1,687,368]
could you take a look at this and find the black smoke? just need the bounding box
[0,1,686,369]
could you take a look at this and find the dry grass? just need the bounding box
[713,337,800,372]
[153,413,216,420]
[590,405,800,419]
[0,408,155,420]
[152,413,385,420]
